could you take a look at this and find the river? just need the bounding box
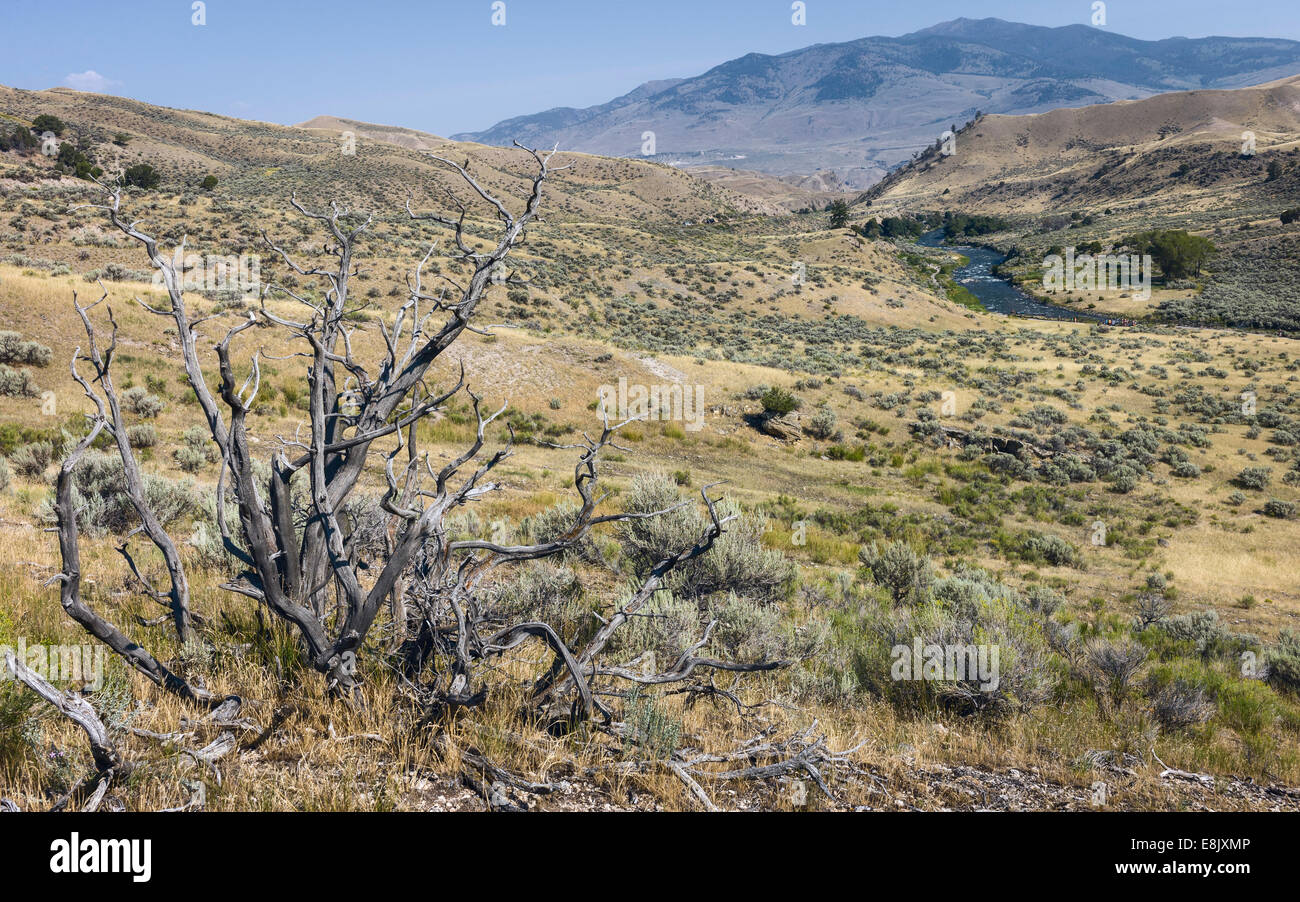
[917,230,1103,322]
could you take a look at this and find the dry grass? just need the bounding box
[3,85,1300,811]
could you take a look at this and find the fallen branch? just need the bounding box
[1152,748,1215,786]
[668,760,718,812]
[4,651,127,776]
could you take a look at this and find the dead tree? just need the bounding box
[52,325,214,704]
[60,145,788,723]
[69,292,196,644]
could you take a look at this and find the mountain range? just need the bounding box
[453,18,1300,188]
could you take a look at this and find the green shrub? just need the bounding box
[0,682,40,772]
[31,114,65,136]
[619,473,793,600]
[123,163,160,190]
[859,540,933,605]
[623,685,681,761]
[1265,630,1300,694]
[825,444,865,461]
[760,386,801,417]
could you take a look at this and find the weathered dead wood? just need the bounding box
[69,147,569,698]
[70,292,194,642]
[46,407,213,706]
[668,760,718,811]
[675,722,868,804]
[158,780,206,812]
[535,483,737,711]
[4,651,129,781]
[58,149,786,764]
[80,776,112,812]
[1152,748,1215,786]
[181,731,238,786]
[595,620,790,686]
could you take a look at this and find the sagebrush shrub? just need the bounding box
[1262,499,1297,520]
[859,540,933,605]
[1018,531,1081,568]
[10,441,52,478]
[1144,674,1213,731]
[619,473,792,600]
[804,403,838,440]
[1086,638,1148,711]
[44,449,195,535]
[1154,609,1253,661]
[520,500,600,563]
[122,386,164,419]
[490,561,589,639]
[1266,630,1300,694]
[126,424,157,448]
[0,331,52,367]
[1232,466,1271,490]
[0,364,39,398]
[175,446,208,473]
[851,567,1056,715]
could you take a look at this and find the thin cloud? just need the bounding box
[63,70,116,93]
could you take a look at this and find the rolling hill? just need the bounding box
[0,84,775,224]
[868,73,1300,212]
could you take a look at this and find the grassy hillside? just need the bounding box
[2,86,1300,811]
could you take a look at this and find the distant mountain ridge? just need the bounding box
[452,18,1300,188]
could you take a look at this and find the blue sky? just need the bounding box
[1,0,1297,134]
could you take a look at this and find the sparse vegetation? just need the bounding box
[0,56,1298,819]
